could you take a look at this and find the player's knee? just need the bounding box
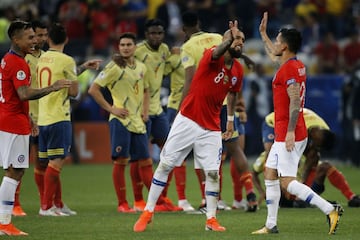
[205,170,219,182]
[157,162,173,175]
[317,161,331,174]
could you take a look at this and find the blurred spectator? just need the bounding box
[229,0,256,38]
[314,31,340,74]
[0,8,14,57]
[186,0,214,32]
[89,1,114,57]
[156,0,185,45]
[121,0,148,39]
[58,0,89,60]
[342,32,360,74]
[324,0,351,38]
[295,0,318,18]
[38,0,63,23]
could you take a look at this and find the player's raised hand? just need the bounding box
[228,20,239,39]
[259,12,268,35]
[83,59,102,71]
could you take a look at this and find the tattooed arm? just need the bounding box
[285,82,301,151]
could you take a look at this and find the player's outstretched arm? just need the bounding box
[17,79,72,101]
[259,12,279,64]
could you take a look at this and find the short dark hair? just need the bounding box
[31,20,47,31]
[182,11,198,27]
[279,28,302,54]
[7,20,32,39]
[321,129,336,151]
[144,19,165,31]
[119,32,136,43]
[48,23,66,45]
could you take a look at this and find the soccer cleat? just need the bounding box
[217,200,231,210]
[117,202,136,213]
[327,204,344,235]
[12,205,27,216]
[232,199,248,210]
[205,217,226,231]
[57,204,77,215]
[178,199,195,211]
[251,226,279,234]
[134,200,147,211]
[348,195,360,207]
[246,192,258,212]
[133,210,153,232]
[198,202,207,214]
[0,223,28,236]
[39,206,69,216]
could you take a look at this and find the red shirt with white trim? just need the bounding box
[0,51,31,134]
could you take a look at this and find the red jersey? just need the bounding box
[272,57,307,141]
[180,48,243,130]
[0,51,31,135]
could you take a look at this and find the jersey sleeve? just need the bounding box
[94,61,120,87]
[12,60,31,90]
[63,58,78,81]
[180,46,196,69]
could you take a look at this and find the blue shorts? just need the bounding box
[262,121,275,143]
[235,117,245,135]
[146,111,169,142]
[109,119,150,161]
[220,105,239,143]
[38,121,72,161]
[166,107,177,125]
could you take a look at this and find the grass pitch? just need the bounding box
[4,160,360,240]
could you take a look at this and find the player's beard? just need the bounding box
[228,47,242,58]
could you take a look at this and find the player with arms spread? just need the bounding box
[252,12,343,235]
[133,19,244,232]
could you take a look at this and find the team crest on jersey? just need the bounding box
[99,71,105,79]
[231,76,237,86]
[16,70,26,80]
[18,154,25,163]
[182,56,189,63]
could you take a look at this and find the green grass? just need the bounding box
[5,160,360,240]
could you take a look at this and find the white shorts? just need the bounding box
[160,113,222,171]
[0,130,29,169]
[265,138,307,177]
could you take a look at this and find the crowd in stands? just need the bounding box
[0,0,359,165]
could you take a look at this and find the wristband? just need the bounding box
[227,115,234,122]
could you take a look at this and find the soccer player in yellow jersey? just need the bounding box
[134,19,180,211]
[37,23,79,216]
[252,108,360,208]
[181,11,258,212]
[89,32,154,213]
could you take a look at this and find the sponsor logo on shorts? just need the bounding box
[115,146,122,153]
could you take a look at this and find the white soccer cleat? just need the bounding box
[178,199,195,211]
[232,199,248,211]
[57,204,77,215]
[217,200,231,210]
[39,206,69,216]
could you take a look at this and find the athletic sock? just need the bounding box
[112,162,126,205]
[265,179,280,229]
[42,165,60,210]
[174,164,186,200]
[0,177,18,224]
[130,161,143,202]
[327,166,355,200]
[287,180,334,215]
[204,170,220,219]
[34,167,45,205]
[240,171,254,194]
[230,158,243,201]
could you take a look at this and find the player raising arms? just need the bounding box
[252,12,343,235]
[133,19,245,232]
[0,20,71,236]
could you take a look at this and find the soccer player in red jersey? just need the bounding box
[0,20,71,236]
[134,20,244,232]
[252,12,343,235]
